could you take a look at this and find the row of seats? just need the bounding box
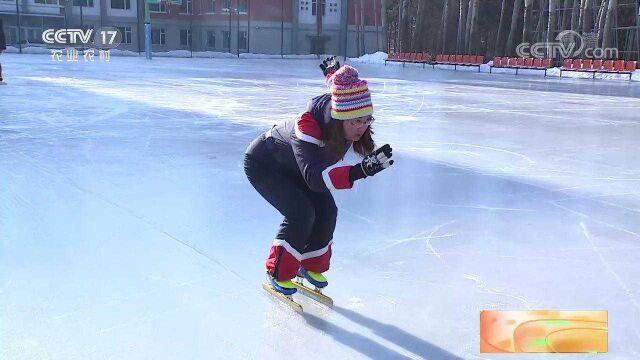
[561,59,637,75]
[434,54,485,65]
[490,56,554,76]
[385,53,485,70]
[386,53,638,80]
[386,52,431,64]
[492,57,553,69]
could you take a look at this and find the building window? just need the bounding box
[73,0,94,6]
[180,29,192,46]
[111,0,130,10]
[24,28,41,43]
[207,31,216,48]
[222,30,230,48]
[238,30,247,50]
[206,0,215,13]
[311,0,325,16]
[9,27,18,44]
[11,27,43,43]
[34,0,63,5]
[152,28,166,45]
[182,0,192,14]
[238,0,247,13]
[117,26,132,44]
[149,2,166,12]
[222,0,230,12]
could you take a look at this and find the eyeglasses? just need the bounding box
[348,116,375,128]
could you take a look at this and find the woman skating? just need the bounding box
[244,58,394,295]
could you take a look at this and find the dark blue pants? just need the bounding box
[244,134,337,280]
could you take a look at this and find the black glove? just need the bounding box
[350,144,394,182]
[320,56,341,77]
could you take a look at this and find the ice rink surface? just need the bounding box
[1,53,639,359]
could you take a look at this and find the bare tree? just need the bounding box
[535,0,550,43]
[457,0,468,53]
[464,0,474,51]
[547,0,558,55]
[381,0,388,52]
[596,0,608,47]
[506,0,524,55]
[495,0,509,55]
[601,0,617,51]
[522,0,535,44]
[466,0,479,53]
[579,0,592,34]
[399,0,411,51]
[413,0,427,51]
[561,0,573,31]
[570,0,580,31]
[442,0,451,53]
[356,2,361,56]
[360,0,366,54]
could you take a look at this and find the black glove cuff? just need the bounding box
[349,164,367,184]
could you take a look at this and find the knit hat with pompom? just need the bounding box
[326,65,373,120]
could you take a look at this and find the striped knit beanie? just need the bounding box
[327,65,373,120]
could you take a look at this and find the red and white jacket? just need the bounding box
[265,93,355,192]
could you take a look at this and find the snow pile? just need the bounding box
[434,63,456,70]
[240,53,336,59]
[348,51,388,64]
[594,71,635,81]
[239,53,287,59]
[107,49,140,57]
[4,45,51,54]
[545,67,560,77]
[152,51,335,60]
[152,50,194,58]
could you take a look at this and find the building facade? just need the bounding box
[0,0,385,57]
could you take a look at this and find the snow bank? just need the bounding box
[4,46,51,54]
[347,51,388,65]
[108,49,140,57]
[544,68,559,77]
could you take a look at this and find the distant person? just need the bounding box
[0,18,6,85]
[243,57,394,296]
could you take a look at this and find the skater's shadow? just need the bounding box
[331,306,464,360]
[301,312,411,359]
[301,307,463,359]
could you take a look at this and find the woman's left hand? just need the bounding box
[320,56,341,77]
[359,144,394,177]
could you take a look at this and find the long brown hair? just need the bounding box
[323,119,375,160]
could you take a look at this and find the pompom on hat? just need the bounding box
[326,65,373,121]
